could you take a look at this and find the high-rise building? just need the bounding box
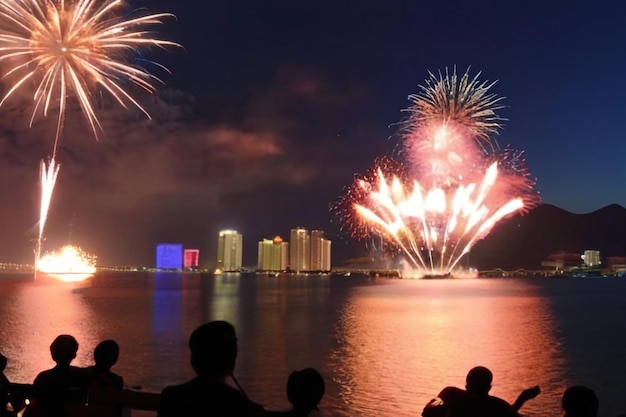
[216,230,243,272]
[310,230,325,272]
[289,227,310,273]
[257,236,289,272]
[183,249,200,269]
[156,243,183,270]
[321,238,332,272]
[287,228,332,273]
[582,250,601,267]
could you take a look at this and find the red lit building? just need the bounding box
[183,249,200,269]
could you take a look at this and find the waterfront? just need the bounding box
[0,273,624,417]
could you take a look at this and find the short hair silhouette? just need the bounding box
[562,386,599,417]
[188,321,237,378]
[465,366,493,395]
[287,368,325,412]
[94,340,119,371]
[50,335,79,366]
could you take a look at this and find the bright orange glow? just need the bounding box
[37,244,97,282]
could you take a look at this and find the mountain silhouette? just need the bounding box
[469,204,626,270]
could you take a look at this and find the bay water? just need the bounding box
[0,273,624,417]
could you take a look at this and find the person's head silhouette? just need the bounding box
[94,340,119,371]
[465,366,493,396]
[287,368,325,413]
[562,386,598,417]
[188,321,237,379]
[50,335,78,367]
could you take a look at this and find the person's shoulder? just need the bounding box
[488,395,512,407]
[160,379,198,398]
[159,380,263,416]
[486,395,516,415]
[0,372,10,385]
[70,366,89,375]
[113,372,123,387]
[439,386,467,403]
[33,368,55,383]
[158,381,197,416]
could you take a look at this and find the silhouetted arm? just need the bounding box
[511,386,540,412]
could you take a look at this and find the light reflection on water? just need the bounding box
[330,279,569,416]
[0,273,625,417]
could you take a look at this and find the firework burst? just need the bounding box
[337,68,539,277]
[0,0,179,152]
[405,68,505,148]
[38,244,97,282]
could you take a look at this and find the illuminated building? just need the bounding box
[321,238,332,272]
[288,228,332,273]
[582,250,601,267]
[310,230,331,272]
[310,230,324,271]
[257,236,289,272]
[216,230,243,272]
[289,227,310,273]
[156,243,183,270]
[183,249,200,269]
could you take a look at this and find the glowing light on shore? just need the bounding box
[37,245,96,282]
[337,69,539,277]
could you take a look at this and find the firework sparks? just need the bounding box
[0,0,178,275]
[405,68,505,149]
[35,158,60,276]
[337,69,539,277]
[37,244,97,282]
[0,0,179,152]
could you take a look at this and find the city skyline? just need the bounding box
[2,1,626,266]
[152,228,332,271]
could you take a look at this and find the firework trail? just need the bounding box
[35,158,60,276]
[0,0,178,274]
[337,68,539,277]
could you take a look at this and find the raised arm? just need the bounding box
[511,385,540,413]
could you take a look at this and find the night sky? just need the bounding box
[1,0,626,267]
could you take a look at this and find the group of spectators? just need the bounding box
[422,366,599,417]
[0,321,324,417]
[0,320,605,417]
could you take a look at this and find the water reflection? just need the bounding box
[331,279,568,416]
[196,273,336,412]
[3,278,99,383]
[1,273,623,417]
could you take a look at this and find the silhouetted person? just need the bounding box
[86,340,124,417]
[157,321,264,417]
[562,386,598,417]
[0,353,12,417]
[423,386,466,417]
[286,368,325,416]
[442,366,538,417]
[1,353,30,417]
[26,335,90,417]
[424,377,539,417]
[264,368,325,417]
